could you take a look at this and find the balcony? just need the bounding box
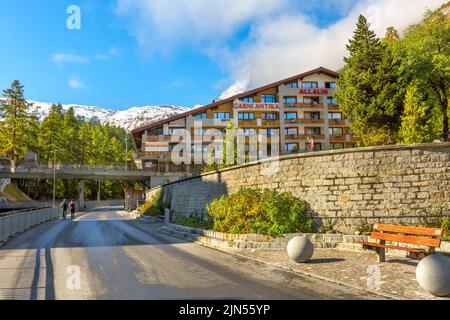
[136,151,172,159]
[260,119,279,126]
[297,118,324,125]
[284,103,323,109]
[329,135,346,142]
[328,104,340,111]
[285,134,325,140]
[328,119,347,126]
[238,119,258,126]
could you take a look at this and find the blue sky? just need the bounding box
[0,0,443,110]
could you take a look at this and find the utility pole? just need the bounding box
[52,150,59,208]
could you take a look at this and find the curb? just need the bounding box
[131,220,408,300]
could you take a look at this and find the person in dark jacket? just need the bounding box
[60,199,68,220]
[69,200,76,220]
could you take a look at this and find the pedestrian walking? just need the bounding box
[60,199,68,219]
[69,199,76,220]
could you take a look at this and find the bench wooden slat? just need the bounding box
[355,242,426,254]
[373,223,443,237]
[370,232,441,247]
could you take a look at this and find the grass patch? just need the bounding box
[3,184,31,201]
[173,213,212,229]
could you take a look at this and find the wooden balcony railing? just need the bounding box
[297,118,325,124]
[284,103,323,108]
[328,119,346,126]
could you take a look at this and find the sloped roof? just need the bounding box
[132,67,339,145]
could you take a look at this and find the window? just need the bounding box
[262,113,278,120]
[328,112,342,120]
[242,96,254,103]
[306,143,322,151]
[285,127,298,136]
[348,144,356,148]
[330,143,344,150]
[214,112,230,120]
[238,112,255,120]
[283,97,297,104]
[302,82,318,88]
[284,112,297,120]
[285,143,299,152]
[241,128,256,136]
[305,112,321,120]
[325,82,337,89]
[305,127,321,135]
[285,82,298,88]
[266,128,278,136]
[194,112,207,119]
[261,94,276,103]
[303,97,320,104]
[329,127,344,136]
[327,97,337,105]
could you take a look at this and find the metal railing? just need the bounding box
[0,178,10,191]
[0,207,60,242]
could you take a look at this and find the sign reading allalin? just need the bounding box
[169,118,186,127]
[144,142,169,152]
[299,88,329,95]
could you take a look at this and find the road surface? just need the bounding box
[0,207,383,300]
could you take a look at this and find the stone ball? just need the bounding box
[416,253,450,297]
[287,236,314,263]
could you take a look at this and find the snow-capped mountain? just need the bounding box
[11,100,189,131]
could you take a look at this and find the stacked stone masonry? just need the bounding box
[146,143,450,233]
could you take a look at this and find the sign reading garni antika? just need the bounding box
[233,100,280,110]
[144,142,169,152]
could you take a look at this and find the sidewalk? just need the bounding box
[131,218,449,300]
[238,248,449,300]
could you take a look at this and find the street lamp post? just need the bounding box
[125,131,128,172]
[52,150,59,208]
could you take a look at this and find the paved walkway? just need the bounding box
[230,248,450,300]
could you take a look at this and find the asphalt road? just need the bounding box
[0,207,382,300]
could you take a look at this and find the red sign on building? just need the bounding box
[299,89,329,95]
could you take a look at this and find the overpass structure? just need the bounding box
[0,163,191,182]
[0,163,195,209]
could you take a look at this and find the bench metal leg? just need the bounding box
[377,247,386,262]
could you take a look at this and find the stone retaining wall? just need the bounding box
[161,223,450,256]
[147,143,450,233]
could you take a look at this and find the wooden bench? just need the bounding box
[354,223,444,262]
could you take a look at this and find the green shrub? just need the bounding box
[139,190,169,216]
[442,216,450,241]
[173,213,212,229]
[207,188,313,236]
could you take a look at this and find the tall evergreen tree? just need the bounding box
[0,80,38,160]
[336,16,405,145]
[38,104,65,162]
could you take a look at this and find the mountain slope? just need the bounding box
[1,100,189,131]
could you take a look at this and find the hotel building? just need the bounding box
[132,67,358,173]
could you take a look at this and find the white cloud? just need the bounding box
[68,76,86,89]
[115,0,286,54]
[115,0,446,97]
[52,48,119,65]
[52,53,89,65]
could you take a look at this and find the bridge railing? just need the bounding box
[0,162,144,172]
[0,207,60,243]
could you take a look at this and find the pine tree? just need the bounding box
[336,15,405,145]
[399,81,439,143]
[38,104,65,162]
[0,80,37,161]
[62,107,82,164]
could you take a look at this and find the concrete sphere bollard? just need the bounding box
[416,253,450,297]
[287,236,314,263]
